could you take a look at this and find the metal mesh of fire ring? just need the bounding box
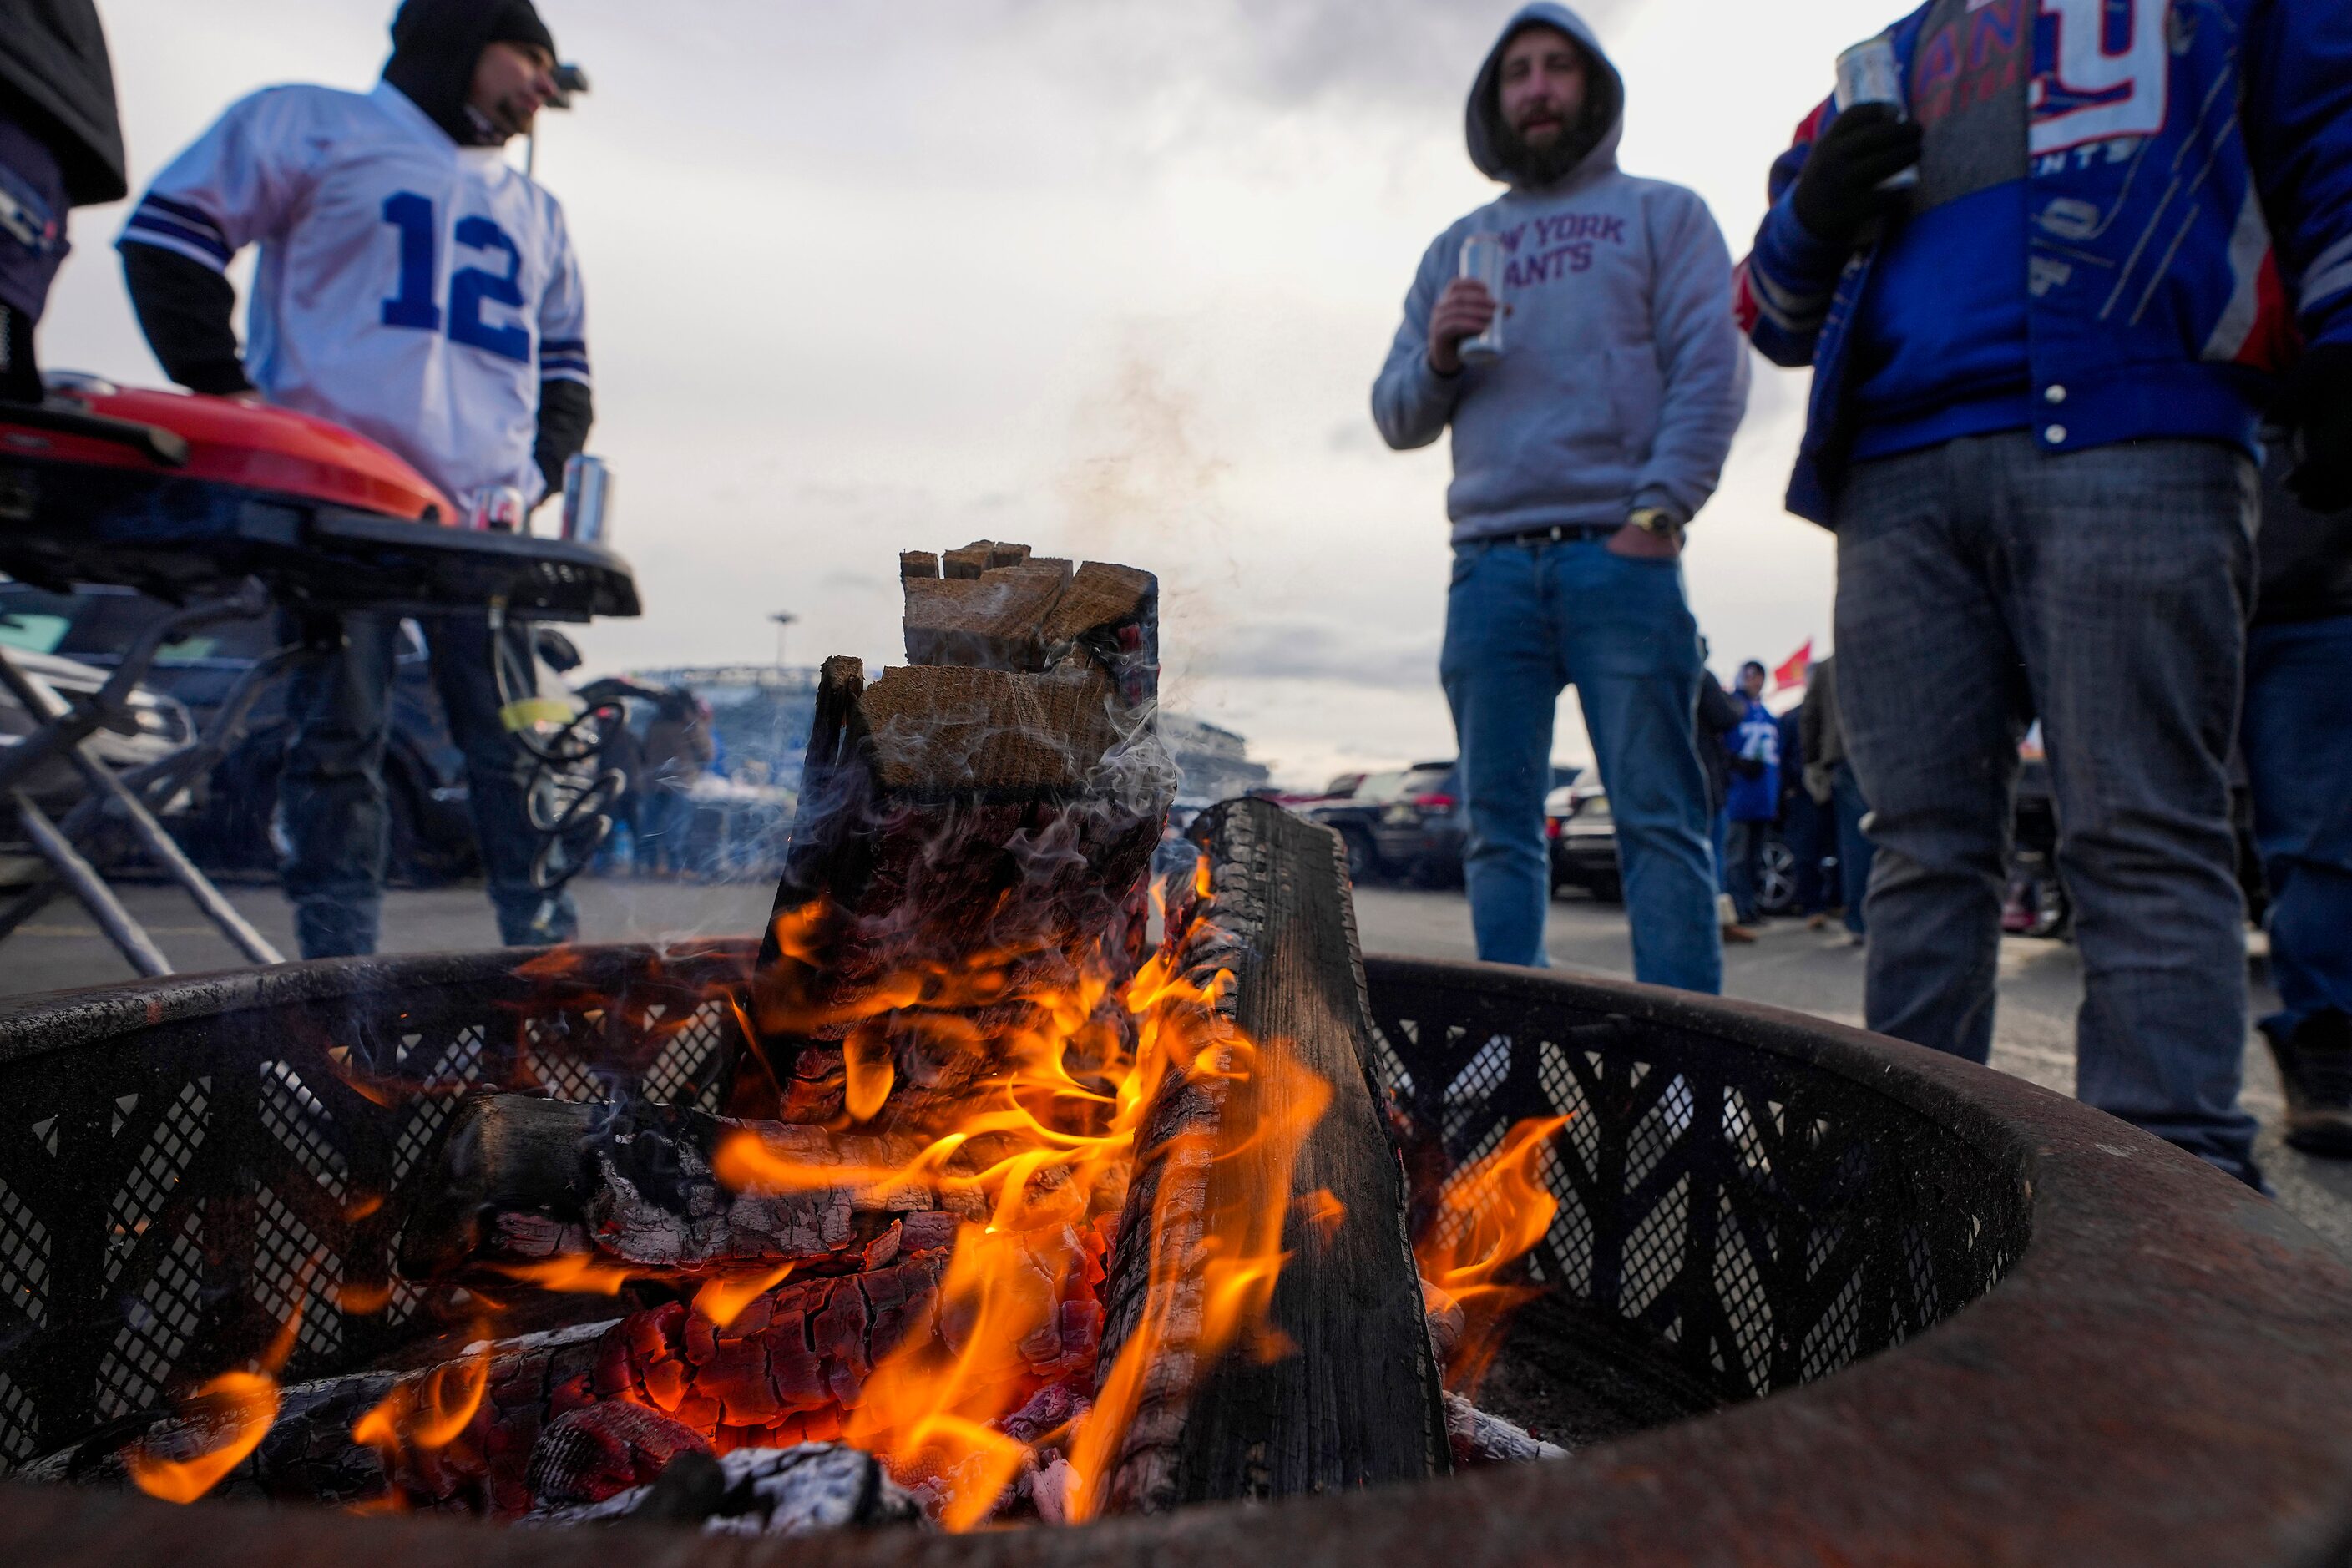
[0,950,2025,1471]
[0,957,743,1472]
[1368,966,2026,1406]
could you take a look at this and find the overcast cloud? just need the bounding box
[50,0,1899,787]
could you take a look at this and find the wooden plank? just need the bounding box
[1099,797,1447,1511]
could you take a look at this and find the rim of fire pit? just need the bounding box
[1,947,2350,1566]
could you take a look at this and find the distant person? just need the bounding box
[1372,3,1748,990]
[0,1,124,401]
[1800,655,1872,944]
[119,0,594,957]
[1777,689,1828,920]
[2246,439,2352,1156]
[639,690,712,878]
[1695,662,1752,944]
[1738,0,2352,1187]
[1720,661,1780,928]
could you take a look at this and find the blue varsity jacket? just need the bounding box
[1738,0,2352,525]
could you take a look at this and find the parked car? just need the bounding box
[0,645,195,814]
[1303,768,1413,883]
[1316,762,1581,888]
[1546,784,1621,902]
[0,583,477,883]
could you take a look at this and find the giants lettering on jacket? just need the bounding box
[1496,213,1631,286]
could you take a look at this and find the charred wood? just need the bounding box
[399,1095,982,1278]
[1097,798,1449,1513]
[526,1443,923,1535]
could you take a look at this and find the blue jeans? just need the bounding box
[1834,433,2259,1184]
[2243,615,2352,1043]
[281,612,577,958]
[1725,817,1769,923]
[1441,537,1721,993]
[1832,761,1875,936]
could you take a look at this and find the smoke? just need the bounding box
[1053,345,1235,715]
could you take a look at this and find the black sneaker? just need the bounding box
[2263,1010,2352,1158]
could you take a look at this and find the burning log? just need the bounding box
[399,1095,983,1278]
[525,1400,714,1507]
[55,1231,1105,1520]
[741,540,1172,1122]
[1090,798,1449,1513]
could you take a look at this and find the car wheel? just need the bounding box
[1338,828,1378,885]
[1590,871,1623,904]
[1757,838,1798,915]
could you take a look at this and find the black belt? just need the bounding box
[1483,524,1619,547]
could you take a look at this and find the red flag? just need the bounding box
[1773,640,1813,694]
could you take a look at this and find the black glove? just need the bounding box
[2289,346,2352,514]
[1733,757,1766,781]
[1792,104,1925,250]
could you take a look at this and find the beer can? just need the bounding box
[562,453,615,546]
[1459,233,1506,366]
[1835,35,1921,190]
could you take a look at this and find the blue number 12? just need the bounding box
[379,192,440,331]
[378,192,531,364]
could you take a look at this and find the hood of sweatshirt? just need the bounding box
[382,0,555,147]
[1464,3,1625,190]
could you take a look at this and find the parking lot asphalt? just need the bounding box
[3,874,2345,1260]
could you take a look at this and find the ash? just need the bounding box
[529,1442,924,1536]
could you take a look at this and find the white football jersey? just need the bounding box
[119,82,589,510]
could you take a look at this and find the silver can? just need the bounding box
[1835,34,1921,190]
[466,485,528,534]
[562,453,615,546]
[1459,233,1506,366]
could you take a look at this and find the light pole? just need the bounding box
[769,612,798,670]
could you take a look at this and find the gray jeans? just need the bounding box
[1833,432,2260,1183]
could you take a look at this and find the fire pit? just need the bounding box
[2,943,2350,1565]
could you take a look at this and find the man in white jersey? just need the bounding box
[117,0,594,958]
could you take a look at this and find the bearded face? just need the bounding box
[1489,25,1613,186]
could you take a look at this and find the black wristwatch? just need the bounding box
[1628,507,1683,544]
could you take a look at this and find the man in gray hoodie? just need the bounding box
[1373,4,1748,991]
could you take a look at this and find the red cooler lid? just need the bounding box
[1,382,458,525]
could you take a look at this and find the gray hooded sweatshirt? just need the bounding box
[1372,3,1748,542]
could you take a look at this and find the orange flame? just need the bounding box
[352,1339,491,1462]
[124,1294,306,1505]
[844,1218,1077,1533]
[1063,1027,1330,1523]
[1413,1115,1570,1391]
[336,1280,394,1316]
[712,876,1331,1530]
[125,1373,281,1504]
[842,1022,898,1124]
[488,1256,641,1297]
[692,1263,796,1331]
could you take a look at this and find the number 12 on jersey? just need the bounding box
[379,192,533,364]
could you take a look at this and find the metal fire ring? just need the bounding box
[0,948,2348,1566]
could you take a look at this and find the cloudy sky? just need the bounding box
[50,0,1905,787]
